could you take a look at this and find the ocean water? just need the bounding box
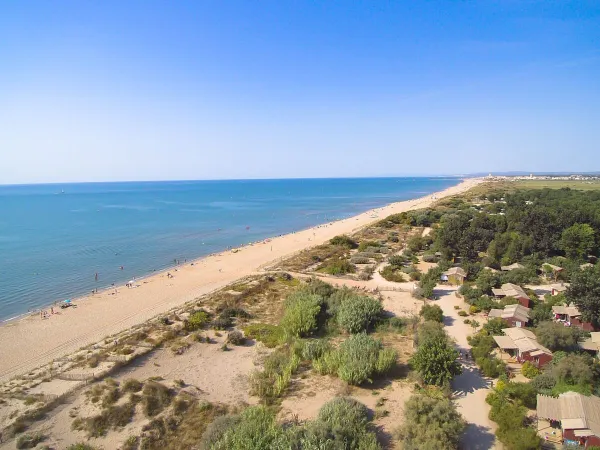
[0,177,459,320]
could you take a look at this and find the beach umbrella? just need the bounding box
[128,280,134,285]
[64,299,71,304]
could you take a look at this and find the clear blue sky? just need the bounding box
[1,1,599,183]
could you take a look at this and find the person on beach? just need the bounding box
[50,307,54,315]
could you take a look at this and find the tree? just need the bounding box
[559,223,595,260]
[483,318,505,336]
[419,304,443,323]
[567,268,600,329]
[396,394,466,450]
[534,321,582,351]
[476,269,500,295]
[410,335,462,386]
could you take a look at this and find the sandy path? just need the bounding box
[0,178,482,382]
[434,287,499,450]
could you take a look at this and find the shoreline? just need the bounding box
[0,177,483,381]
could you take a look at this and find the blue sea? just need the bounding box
[0,177,459,321]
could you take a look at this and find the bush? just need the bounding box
[314,333,396,385]
[469,305,481,314]
[212,316,233,330]
[337,295,383,333]
[422,253,439,263]
[521,361,541,379]
[330,235,358,249]
[419,304,443,323]
[358,240,381,252]
[210,406,287,450]
[380,265,405,282]
[280,292,323,337]
[301,339,331,361]
[66,444,99,450]
[351,256,370,264]
[477,356,506,378]
[142,381,174,417]
[16,433,45,449]
[200,414,241,449]
[250,347,300,401]
[311,397,379,448]
[387,255,407,267]
[243,323,284,348]
[410,334,461,386]
[185,310,210,331]
[227,330,245,345]
[320,258,356,275]
[396,394,465,450]
[457,310,468,317]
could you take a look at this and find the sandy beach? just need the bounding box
[0,178,482,382]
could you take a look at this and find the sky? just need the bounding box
[1,1,599,184]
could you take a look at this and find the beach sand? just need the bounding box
[0,178,482,382]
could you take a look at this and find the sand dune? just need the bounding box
[0,178,482,382]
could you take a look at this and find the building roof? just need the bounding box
[443,267,467,277]
[492,283,530,300]
[581,263,595,269]
[537,392,600,437]
[493,335,518,349]
[543,263,564,272]
[488,304,530,322]
[501,263,525,271]
[552,303,581,318]
[551,283,568,292]
[493,328,552,355]
[578,332,600,352]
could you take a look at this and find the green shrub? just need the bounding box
[142,381,174,417]
[396,394,465,450]
[210,406,287,450]
[388,255,407,266]
[469,305,481,314]
[315,333,396,385]
[477,356,506,378]
[122,378,143,393]
[301,339,331,361]
[243,323,285,348]
[358,240,381,252]
[320,258,356,275]
[458,310,468,317]
[185,310,210,331]
[410,334,461,386]
[16,433,45,449]
[380,265,405,282]
[66,444,100,450]
[337,295,383,333]
[351,256,371,264]
[280,292,323,337]
[212,316,233,330]
[521,361,541,379]
[200,414,241,449]
[330,235,358,249]
[250,347,300,401]
[227,330,245,345]
[311,397,380,448]
[419,304,443,323]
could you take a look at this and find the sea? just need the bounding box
[0,177,459,321]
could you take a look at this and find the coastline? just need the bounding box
[0,177,482,381]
